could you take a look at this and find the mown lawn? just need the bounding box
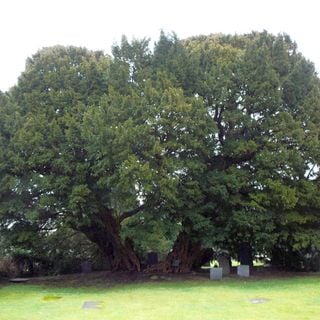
[1,276,320,320]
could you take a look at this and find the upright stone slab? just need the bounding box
[218,256,230,276]
[147,252,158,265]
[237,264,250,277]
[172,259,180,272]
[172,259,180,268]
[210,267,223,280]
[81,261,92,273]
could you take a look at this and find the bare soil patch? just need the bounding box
[3,267,319,288]
[28,270,208,287]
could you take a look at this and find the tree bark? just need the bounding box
[238,242,253,267]
[79,212,140,271]
[161,231,213,273]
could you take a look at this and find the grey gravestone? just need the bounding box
[172,259,180,272]
[237,264,250,277]
[218,256,230,276]
[210,267,223,280]
[147,252,158,265]
[81,261,92,273]
[82,301,101,309]
[172,259,180,268]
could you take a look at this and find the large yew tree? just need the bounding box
[0,41,212,271]
[1,31,320,272]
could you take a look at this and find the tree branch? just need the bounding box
[119,205,145,222]
[207,150,257,171]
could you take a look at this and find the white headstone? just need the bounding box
[237,265,250,277]
[210,267,223,280]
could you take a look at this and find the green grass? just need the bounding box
[1,276,320,319]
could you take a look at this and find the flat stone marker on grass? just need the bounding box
[237,265,250,277]
[250,298,269,304]
[82,301,102,309]
[9,278,30,283]
[43,295,62,301]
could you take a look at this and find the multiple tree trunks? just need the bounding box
[79,213,141,272]
[271,246,320,272]
[148,231,213,273]
[2,34,320,275]
[80,208,215,273]
[80,212,215,273]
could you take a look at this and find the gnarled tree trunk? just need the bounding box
[238,242,253,269]
[161,231,213,273]
[79,212,140,271]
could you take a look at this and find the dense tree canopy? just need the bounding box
[156,32,320,268]
[1,31,320,273]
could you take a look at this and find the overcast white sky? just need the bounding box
[1,0,319,92]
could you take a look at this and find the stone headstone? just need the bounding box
[218,256,230,276]
[81,261,92,273]
[172,259,180,268]
[237,264,250,277]
[147,252,158,265]
[210,267,223,280]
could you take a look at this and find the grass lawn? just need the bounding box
[1,275,320,319]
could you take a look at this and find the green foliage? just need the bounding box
[178,31,320,259]
[1,31,320,271]
[121,211,181,259]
